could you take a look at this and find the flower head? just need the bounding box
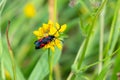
[33,20,66,51]
[24,3,36,18]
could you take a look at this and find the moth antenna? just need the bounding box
[53,26,61,35]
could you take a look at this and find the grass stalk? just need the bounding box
[6,21,16,80]
[67,0,108,79]
[98,0,106,74]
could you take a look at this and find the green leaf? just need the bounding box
[28,48,61,80]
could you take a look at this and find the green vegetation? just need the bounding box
[0,0,120,80]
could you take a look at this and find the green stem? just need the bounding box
[48,49,53,80]
[99,0,105,73]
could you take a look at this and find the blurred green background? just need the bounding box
[0,0,120,80]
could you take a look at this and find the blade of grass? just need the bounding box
[98,0,106,74]
[98,0,120,79]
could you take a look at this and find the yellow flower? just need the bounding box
[33,20,67,51]
[24,3,36,18]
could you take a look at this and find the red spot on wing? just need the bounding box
[39,43,45,48]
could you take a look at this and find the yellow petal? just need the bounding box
[44,42,55,52]
[38,27,44,36]
[44,44,50,49]
[59,45,62,49]
[49,26,60,37]
[59,24,67,32]
[49,27,56,35]
[33,31,40,37]
[55,39,62,49]
[43,24,49,32]
[55,23,60,37]
[50,41,55,46]
[38,27,42,31]
[56,23,60,30]
[57,43,62,50]
[42,24,50,34]
[54,32,59,37]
